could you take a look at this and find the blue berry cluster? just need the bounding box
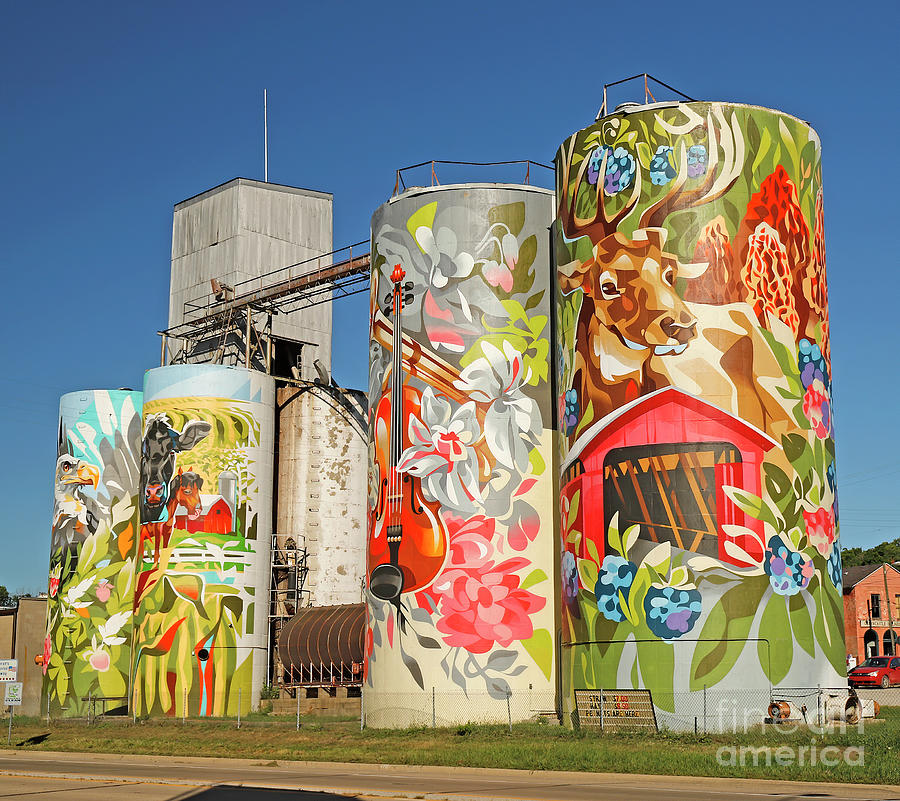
[562,389,579,435]
[687,144,707,177]
[798,339,830,390]
[561,550,579,605]
[643,586,702,639]
[826,461,836,494]
[594,555,637,622]
[827,545,842,589]
[764,535,814,596]
[649,146,676,185]
[586,146,612,186]
[604,147,636,195]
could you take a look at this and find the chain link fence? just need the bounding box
[362,688,558,730]
[362,685,900,732]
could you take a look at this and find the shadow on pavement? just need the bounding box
[181,789,359,801]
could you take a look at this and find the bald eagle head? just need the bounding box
[52,454,101,544]
[54,455,99,495]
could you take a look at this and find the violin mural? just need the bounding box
[555,102,843,727]
[368,264,448,602]
[131,364,275,718]
[365,185,558,726]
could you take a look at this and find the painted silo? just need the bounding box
[44,389,143,717]
[132,364,275,717]
[555,102,841,728]
[364,184,557,727]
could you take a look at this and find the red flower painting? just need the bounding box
[433,557,544,653]
[431,512,545,653]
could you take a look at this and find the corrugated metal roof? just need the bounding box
[277,603,365,670]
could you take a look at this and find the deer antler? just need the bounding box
[557,135,642,243]
[639,105,745,229]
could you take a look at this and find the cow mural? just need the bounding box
[140,414,211,523]
[130,365,274,719]
[555,102,843,727]
[136,415,211,575]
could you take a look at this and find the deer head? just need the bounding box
[560,227,708,355]
[557,105,745,355]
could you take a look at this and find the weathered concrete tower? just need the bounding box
[167,178,333,380]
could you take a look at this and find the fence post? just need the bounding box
[46,693,50,725]
[432,687,436,728]
[237,687,241,729]
[703,685,707,734]
[506,689,512,734]
[599,687,603,732]
[817,684,822,727]
[6,705,12,746]
[183,687,187,725]
[298,690,302,731]
[359,686,363,732]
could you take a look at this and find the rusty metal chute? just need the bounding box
[277,603,365,686]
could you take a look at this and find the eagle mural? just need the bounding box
[51,452,102,579]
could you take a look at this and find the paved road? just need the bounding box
[0,751,898,801]
[0,775,352,799]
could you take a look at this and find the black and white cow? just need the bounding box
[140,413,211,524]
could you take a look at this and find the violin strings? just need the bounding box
[392,272,401,529]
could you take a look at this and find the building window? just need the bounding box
[870,594,882,619]
[895,594,900,618]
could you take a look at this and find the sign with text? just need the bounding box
[4,682,22,706]
[0,660,16,682]
[574,689,658,731]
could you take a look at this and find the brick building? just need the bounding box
[842,563,900,663]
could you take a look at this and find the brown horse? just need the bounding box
[138,468,204,566]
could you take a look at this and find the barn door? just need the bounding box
[603,441,741,557]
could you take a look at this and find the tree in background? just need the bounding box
[841,538,900,568]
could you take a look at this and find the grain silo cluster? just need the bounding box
[42,81,848,730]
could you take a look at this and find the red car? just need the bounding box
[849,656,900,688]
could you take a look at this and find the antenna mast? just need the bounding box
[264,89,269,183]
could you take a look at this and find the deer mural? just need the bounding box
[556,105,792,432]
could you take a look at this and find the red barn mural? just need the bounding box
[561,388,776,570]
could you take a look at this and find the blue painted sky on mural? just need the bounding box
[1,0,897,592]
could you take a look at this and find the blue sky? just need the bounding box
[1,1,897,593]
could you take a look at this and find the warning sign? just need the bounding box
[574,689,658,731]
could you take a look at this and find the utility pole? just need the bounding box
[884,564,896,655]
